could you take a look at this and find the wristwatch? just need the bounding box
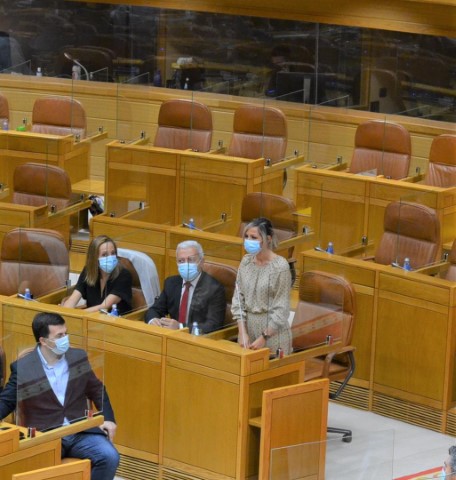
[262,332,270,340]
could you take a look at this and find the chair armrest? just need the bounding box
[321,345,355,378]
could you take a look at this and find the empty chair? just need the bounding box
[154,99,212,152]
[202,261,237,326]
[348,120,411,179]
[13,163,73,212]
[238,192,298,282]
[0,228,69,297]
[423,134,456,187]
[293,270,356,442]
[117,248,160,310]
[374,201,441,269]
[31,96,87,138]
[0,93,9,125]
[227,104,287,164]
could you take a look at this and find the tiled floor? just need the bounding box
[114,403,455,479]
[326,403,453,479]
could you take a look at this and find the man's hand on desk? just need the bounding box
[100,421,116,442]
[150,317,180,330]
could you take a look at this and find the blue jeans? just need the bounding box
[61,432,120,480]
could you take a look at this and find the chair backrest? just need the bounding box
[117,248,160,311]
[374,201,441,269]
[13,163,73,212]
[444,238,456,282]
[0,93,9,123]
[31,96,87,138]
[227,104,287,164]
[154,99,213,152]
[0,228,69,297]
[424,134,456,188]
[292,271,356,352]
[348,120,411,179]
[238,192,298,258]
[202,261,237,326]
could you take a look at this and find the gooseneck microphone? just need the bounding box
[64,52,90,81]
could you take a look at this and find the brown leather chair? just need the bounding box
[13,163,73,212]
[348,120,411,179]
[0,93,9,124]
[31,96,87,138]
[0,228,69,297]
[238,192,298,282]
[202,261,237,326]
[227,104,287,164]
[423,134,456,188]
[374,201,441,269]
[293,270,356,442]
[154,99,213,152]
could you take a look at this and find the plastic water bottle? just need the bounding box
[2,120,8,131]
[188,218,196,229]
[24,288,32,300]
[72,65,81,80]
[326,242,334,254]
[403,258,411,271]
[110,304,119,317]
[191,322,200,336]
[36,67,42,77]
[153,69,162,87]
[183,77,189,90]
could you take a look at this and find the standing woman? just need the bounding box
[232,217,292,355]
[62,235,132,314]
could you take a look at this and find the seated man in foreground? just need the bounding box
[0,312,119,480]
[144,240,226,333]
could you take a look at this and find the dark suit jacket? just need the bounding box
[144,272,226,333]
[0,347,115,433]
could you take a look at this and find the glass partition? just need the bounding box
[0,3,453,123]
[269,430,395,479]
[15,331,105,434]
[391,192,444,271]
[116,73,152,142]
[12,227,71,301]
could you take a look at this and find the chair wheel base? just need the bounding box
[328,426,353,443]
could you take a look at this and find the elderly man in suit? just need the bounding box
[0,312,119,480]
[144,240,226,334]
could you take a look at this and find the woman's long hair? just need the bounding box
[84,235,121,286]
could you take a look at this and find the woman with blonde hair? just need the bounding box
[62,235,132,314]
[231,217,292,355]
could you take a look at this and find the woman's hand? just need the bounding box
[250,336,266,350]
[237,329,251,349]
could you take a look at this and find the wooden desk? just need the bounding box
[0,423,60,479]
[0,197,91,249]
[85,312,329,480]
[0,419,102,478]
[295,166,456,253]
[105,140,302,234]
[301,248,456,432]
[0,131,91,188]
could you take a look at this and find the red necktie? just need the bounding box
[179,282,191,325]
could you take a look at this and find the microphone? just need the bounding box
[64,52,90,81]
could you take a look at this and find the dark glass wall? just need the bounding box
[0,1,454,121]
